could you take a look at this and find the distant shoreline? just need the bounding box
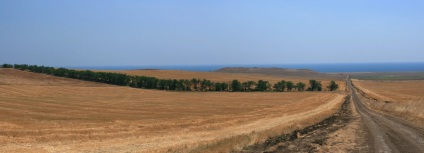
[63,62,424,73]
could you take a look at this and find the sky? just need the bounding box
[1,0,423,66]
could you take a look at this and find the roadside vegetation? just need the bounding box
[2,64,339,92]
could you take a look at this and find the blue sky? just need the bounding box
[1,0,423,66]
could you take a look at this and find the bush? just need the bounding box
[327,81,339,91]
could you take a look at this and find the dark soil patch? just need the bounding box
[238,96,352,153]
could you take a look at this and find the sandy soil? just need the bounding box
[0,69,346,152]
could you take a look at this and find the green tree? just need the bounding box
[200,79,207,91]
[200,79,213,91]
[241,81,249,91]
[327,81,339,91]
[286,81,294,91]
[191,78,200,91]
[222,82,229,91]
[256,80,270,91]
[273,80,286,92]
[169,79,178,90]
[308,80,322,91]
[296,82,306,91]
[231,80,242,91]
[215,82,229,91]
[145,77,159,89]
[242,81,257,91]
[175,79,185,90]
[215,82,223,91]
[158,79,172,90]
[2,64,13,68]
[183,79,192,91]
[204,80,213,91]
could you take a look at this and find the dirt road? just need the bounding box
[241,79,424,153]
[348,79,424,153]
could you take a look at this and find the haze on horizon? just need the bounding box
[1,0,423,67]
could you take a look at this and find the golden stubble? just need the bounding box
[352,79,424,126]
[0,69,346,152]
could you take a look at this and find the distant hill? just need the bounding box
[215,67,342,78]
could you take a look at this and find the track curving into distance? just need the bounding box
[348,78,424,153]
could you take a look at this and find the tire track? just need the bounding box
[348,78,424,153]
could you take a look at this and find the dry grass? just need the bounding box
[96,69,346,91]
[352,79,424,126]
[0,69,346,152]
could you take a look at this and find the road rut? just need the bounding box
[348,79,424,153]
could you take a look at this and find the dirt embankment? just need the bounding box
[239,96,352,153]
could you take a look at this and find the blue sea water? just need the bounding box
[66,62,424,73]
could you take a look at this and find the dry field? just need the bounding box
[352,79,424,126]
[0,69,346,152]
[96,69,346,91]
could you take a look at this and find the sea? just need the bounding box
[65,62,424,73]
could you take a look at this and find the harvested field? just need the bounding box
[352,79,424,102]
[96,69,309,83]
[352,79,424,126]
[0,69,346,152]
[215,67,341,79]
[348,72,424,80]
[96,69,346,91]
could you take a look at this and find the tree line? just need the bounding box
[2,64,339,92]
